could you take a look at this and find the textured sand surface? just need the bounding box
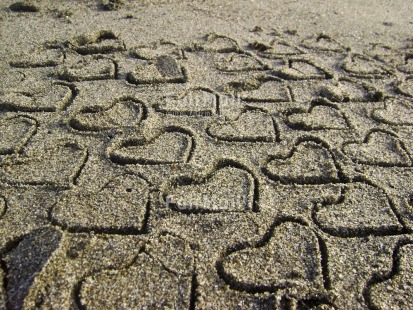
[1,0,413,309]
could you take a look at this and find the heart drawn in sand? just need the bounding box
[0,141,88,188]
[69,98,145,132]
[109,129,193,165]
[286,102,349,130]
[263,139,340,184]
[155,88,217,116]
[127,56,187,84]
[164,165,256,213]
[313,182,404,237]
[372,98,413,126]
[274,58,333,80]
[207,109,277,142]
[79,251,192,309]
[0,116,37,155]
[342,130,411,167]
[0,84,72,112]
[219,221,324,292]
[56,56,116,82]
[50,174,149,233]
[368,244,413,309]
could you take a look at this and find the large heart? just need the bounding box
[219,221,324,292]
[314,182,404,237]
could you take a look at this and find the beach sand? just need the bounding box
[0,0,413,309]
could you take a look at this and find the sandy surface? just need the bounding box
[1,0,413,309]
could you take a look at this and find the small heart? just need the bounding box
[164,166,255,213]
[314,182,404,237]
[264,140,340,184]
[110,130,193,165]
[219,221,324,292]
[250,40,302,57]
[397,79,413,98]
[238,79,291,102]
[0,116,37,155]
[300,34,346,52]
[368,244,413,310]
[342,131,411,167]
[70,99,144,131]
[131,41,183,60]
[51,174,149,233]
[70,30,125,55]
[207,110,276,142]
[372,98,413,126]
[286,103,349,130]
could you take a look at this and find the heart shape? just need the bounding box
[0,84,72,112]
[109,130,193,165]
[164,165,256,213]
[155,88,217,116]
[286,103,349,130]
[274,59,332,80]
[219,221,324,292]
[368,244,413,309]
[314,182,404,237]
[342,130,411,167]
[56,56,116,82]
[79,252,192,309]
[127,56,187,84]
[0,116,37,155]
[372,98,413,126]
[70,99,145,131]
[51,174,149,233]
[207,110,277,142]
[263,140,340,184]
[0,141,88,188]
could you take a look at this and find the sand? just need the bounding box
[0,0,413,309]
